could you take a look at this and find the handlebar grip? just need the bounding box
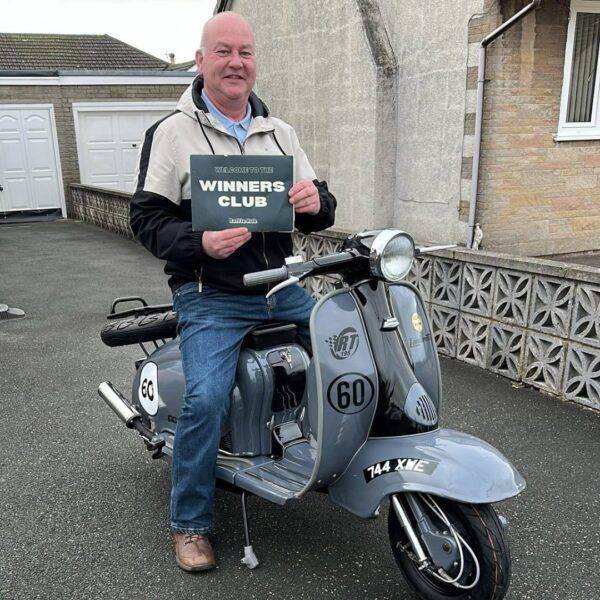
[243,266,288,287]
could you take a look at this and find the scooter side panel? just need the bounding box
[388,283,442,408]
[132,339,184,436]
[301,289,379,492]
[328,429,526,518]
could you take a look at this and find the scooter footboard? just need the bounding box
[328,428,526,518]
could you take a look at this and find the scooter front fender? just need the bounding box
[328,428,525,518]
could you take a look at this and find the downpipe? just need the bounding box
[467,0,543,248]
[98,381,165,458]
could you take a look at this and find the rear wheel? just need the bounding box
[388,495,511,600]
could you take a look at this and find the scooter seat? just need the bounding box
[243,322,297,350]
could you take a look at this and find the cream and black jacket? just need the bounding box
[130,75,336,293]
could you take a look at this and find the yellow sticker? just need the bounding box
[411,313,423,333]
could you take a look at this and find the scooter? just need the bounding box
[99,229,525,600]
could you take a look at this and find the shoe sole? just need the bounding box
[176,557,216,573]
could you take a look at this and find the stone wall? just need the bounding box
[462,0,600,256]
[73,183,600,411]
[0,83,188,215]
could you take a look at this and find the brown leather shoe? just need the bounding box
[173,533,216,572]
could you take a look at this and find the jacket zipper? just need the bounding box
[196,265,204,292]
[234,137,271,291]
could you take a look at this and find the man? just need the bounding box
[130,12,336,572]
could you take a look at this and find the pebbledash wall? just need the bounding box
[0,81,190,214]
[72,184,600,412]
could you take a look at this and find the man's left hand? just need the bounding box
[289,179,320,215]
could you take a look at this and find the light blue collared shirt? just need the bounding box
[201,90,252,146]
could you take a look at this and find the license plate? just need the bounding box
[363,458,439,483]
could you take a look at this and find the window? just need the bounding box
[557,0,600,140]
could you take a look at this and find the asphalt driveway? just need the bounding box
[1,220,599,600]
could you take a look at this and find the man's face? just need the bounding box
[197,21,257,105]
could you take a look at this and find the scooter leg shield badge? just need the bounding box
[98,229,525,600]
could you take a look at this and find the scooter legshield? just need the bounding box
[328,428,526,518]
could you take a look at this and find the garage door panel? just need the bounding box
[22,112,49,134]
[5,177,30,209]
[118,113,148,142]
[0,113,19,133]
[83,114,115,143]
[121,147,140,176]
[27,138,56,170]
[31,175,60,209]
[88,148,119,177]
[90,178,120,190]
[0,139,27,172]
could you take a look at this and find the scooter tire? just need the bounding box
[388,497,511,600]
[100,311,178,347]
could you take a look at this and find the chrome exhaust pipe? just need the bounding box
[98,381,140,427]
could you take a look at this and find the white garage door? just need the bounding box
[75,105,174,194]
[0,105,64,213]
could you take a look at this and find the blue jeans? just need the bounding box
[170,282,315,534]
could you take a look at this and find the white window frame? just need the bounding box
[557,0,600,141]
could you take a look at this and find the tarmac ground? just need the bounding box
[1,220,599,600]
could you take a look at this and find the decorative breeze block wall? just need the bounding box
[410,248,600,411]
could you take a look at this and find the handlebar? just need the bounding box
[243,251,360,288]
[243,266,289,287]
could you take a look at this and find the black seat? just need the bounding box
[243,322,297,350]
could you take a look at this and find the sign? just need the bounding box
[190,155,294,232]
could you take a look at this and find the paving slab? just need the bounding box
[1,220,599,600]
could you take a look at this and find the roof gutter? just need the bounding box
[0,69,195,77]
[467,0,543,248]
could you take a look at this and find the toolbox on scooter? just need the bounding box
[227,341,310,457]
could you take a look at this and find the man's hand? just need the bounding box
[202,228,252,259]
[289,179,320,215]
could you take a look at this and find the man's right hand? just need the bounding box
[202,228,252,259]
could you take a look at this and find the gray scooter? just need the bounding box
[99,229,525,600]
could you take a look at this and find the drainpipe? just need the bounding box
[467,0,543,248]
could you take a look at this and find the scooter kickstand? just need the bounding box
[240,492,259,569]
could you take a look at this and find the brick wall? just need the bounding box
[0,83,189,215]
[462,0,600,257]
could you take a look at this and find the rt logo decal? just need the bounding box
[326,327,360,359]
[327,372,374,414]
[138,362,160,416]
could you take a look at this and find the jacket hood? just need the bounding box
[176,74,270,119]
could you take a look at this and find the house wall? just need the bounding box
[226,0,382,233]
[378,0,483,243]
[0,83,188,214]
[228,0,483,242]
[462,0,600,256]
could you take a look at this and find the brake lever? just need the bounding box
[265,276,300,299]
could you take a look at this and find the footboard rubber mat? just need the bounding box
[232,441,314,504]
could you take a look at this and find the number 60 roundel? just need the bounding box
[326,372,375,415]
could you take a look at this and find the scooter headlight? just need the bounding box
[370,230,415,282]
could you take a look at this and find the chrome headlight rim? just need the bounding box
[369,229,415,283]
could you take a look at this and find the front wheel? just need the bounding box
[388,495,511,600]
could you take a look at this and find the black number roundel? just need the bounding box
[326,373,375,415]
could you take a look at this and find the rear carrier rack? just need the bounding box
[101,296,177,355]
